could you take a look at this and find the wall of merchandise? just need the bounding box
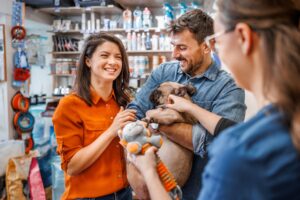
[38,1,207,96]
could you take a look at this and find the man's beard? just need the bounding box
[178,56,203,77]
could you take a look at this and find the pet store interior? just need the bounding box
[0,0,262,199]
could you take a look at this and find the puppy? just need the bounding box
[149,81,198,124]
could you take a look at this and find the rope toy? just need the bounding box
[13,111,35,133]
[11,91,30,112]
[118,121,182,200]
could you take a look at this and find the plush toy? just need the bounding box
[118,121,162,154]
[118,121,182,200]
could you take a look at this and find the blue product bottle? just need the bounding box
[164,3,174,26]
[133,6,142,29]
[178,2,188,18]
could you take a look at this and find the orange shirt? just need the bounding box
[52,89,128,199]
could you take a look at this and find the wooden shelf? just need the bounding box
[38,6,122,16]
[51,50,171,55]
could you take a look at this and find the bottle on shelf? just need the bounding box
[164,3,174,27]
[141,32,146,50]
[177,2,188,18]
[123,8,132,30]
[142,7,152,29]
[151,33,159,50]
[159,33,165,50]
[81,12,86,32]
[137,33,142,50]
[131,31,137,51]
[126,31,132,50]
[133,6,142,29]
[145,31,152,50]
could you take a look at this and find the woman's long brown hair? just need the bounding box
[217,0,300,152]
[74,33,130,107]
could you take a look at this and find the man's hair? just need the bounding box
[167,9,214,44]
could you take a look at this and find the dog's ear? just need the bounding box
[185,84,196,96]
[175,87,187,97]
[149,89,162,106]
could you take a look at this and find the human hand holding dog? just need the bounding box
[165,94,195,113]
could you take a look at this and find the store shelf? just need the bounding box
[127,50,172,54]
[115,0,164,8]
[38,6,122,16]
[49,74,76,77]
[51,50,172,55]
[48,27,166,34]
[46,96,64,100]
[51,51,80,55]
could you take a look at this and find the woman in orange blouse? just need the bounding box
[53,33,136,200]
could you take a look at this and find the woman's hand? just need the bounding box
[165,94,194,113]
[108,107,136,136]
[128,147,158,177]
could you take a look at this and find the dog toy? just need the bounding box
[118,121,182,200]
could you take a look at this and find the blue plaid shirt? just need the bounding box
[127,60,246,199]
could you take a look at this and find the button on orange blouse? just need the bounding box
[52,89,128,199]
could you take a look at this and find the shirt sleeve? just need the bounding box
[214,118,237,136]
[52,97,83,171]
[127,66,164,119]
[192,78,246,156]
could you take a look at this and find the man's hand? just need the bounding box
[146,108,185,125]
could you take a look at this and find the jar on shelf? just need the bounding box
[55,59,63,74]
[61,59,71,74]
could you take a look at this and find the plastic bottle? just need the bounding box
[159,34,165,50]
[142,7,152,29]
[145,31,152,50]
[139,56,145,77]
[131,31,137,51]
[133,6,142,29]
[81,12,86,32]
[151,33,159,50]
[137,33,141,50]
[134,56,139,77]
[177,2,188,18]
[141,32,146,50]
[123,8,132,30]
[126,31,132,50]
[164,3,174,27]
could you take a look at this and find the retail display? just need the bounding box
[11,91,35,153]
[38,4,174,96]
[11,1,32,88]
